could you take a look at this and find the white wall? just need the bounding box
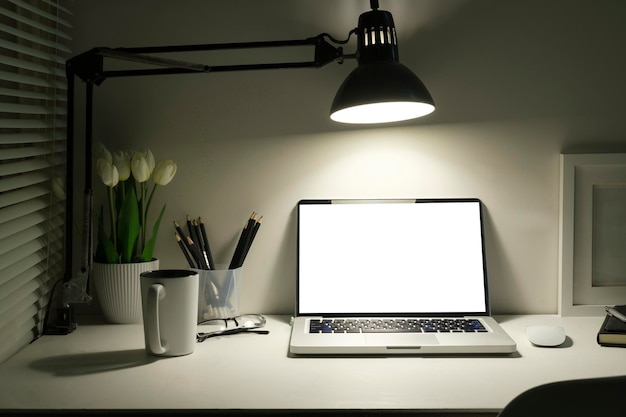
[72,0,626,315]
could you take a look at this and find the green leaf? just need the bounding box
[117,185,140,263]
[140,203,166,262]
[94,205,118,263]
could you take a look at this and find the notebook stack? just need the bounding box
[597,305,626,347]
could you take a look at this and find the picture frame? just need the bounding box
[559,153,626,316]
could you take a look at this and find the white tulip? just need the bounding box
[131,152,151,183]
[139,149,155,174]
[152,160,177,186]
[97,158,119,187]
[112,150,131,181]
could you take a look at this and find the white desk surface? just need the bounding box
[0,314,624,412]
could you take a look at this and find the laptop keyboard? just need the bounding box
[309,318,488,334]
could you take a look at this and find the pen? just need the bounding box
[605,307,626,323]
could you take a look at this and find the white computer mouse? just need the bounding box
[526,325,566,347]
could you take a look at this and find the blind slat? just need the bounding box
[0,132,66,144]
[0,157,64,178]
[0,184,50,209]
[0,86,67,101]
[0,143,65,161]
[0,258,61,333]
[0,197,62,225]
[0,158,53,178]
[0,301,39,340]
[0,38,69,63]
[0,206,64,242]
[42,0,73,16]
[0,259,60,316]
[5,1,73,31]
[0,7,72,41]
[0,172,57,194]
[0,22,72,53]
[0,70,66,89]
[0,54,66,77]
[0,251,54,290]
[0,229,63,276]
[0,118,67,129]
[0,102,67,115]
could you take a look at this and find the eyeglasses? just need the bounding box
[197,314,268,342]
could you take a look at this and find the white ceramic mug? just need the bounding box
[140,269,199,356]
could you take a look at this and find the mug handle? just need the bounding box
[147,283,166,354]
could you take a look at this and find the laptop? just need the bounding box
[289,198,517,355]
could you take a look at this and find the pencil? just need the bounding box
[186,235,205,270]
[174,221,197,268]
[239,216,262,267]
[198,217,215,270]
[187,215,204,266]
[175,232,195,268]
[229,212,256,269]
[192,219,210,270]
[186,214,193,237]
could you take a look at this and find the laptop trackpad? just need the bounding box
[365,334,439,347]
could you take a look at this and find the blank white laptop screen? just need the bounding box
[297,199,489,315]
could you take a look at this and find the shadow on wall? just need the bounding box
[402,0,626,129]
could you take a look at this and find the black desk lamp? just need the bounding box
[44,0,435,334]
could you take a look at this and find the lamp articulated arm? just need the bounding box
[67,34,351,86]
[45,32,354,335]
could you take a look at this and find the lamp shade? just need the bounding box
[330,2,435,124]
[330,61,435,124]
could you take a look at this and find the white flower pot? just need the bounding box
[92,259,159,324]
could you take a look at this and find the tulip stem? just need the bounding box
[140,182,147,257]
[108,186,117,251]
[146,183,157,223]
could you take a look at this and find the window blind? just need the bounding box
[0,0,72,364]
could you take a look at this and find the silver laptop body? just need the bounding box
[289,198,517,355]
